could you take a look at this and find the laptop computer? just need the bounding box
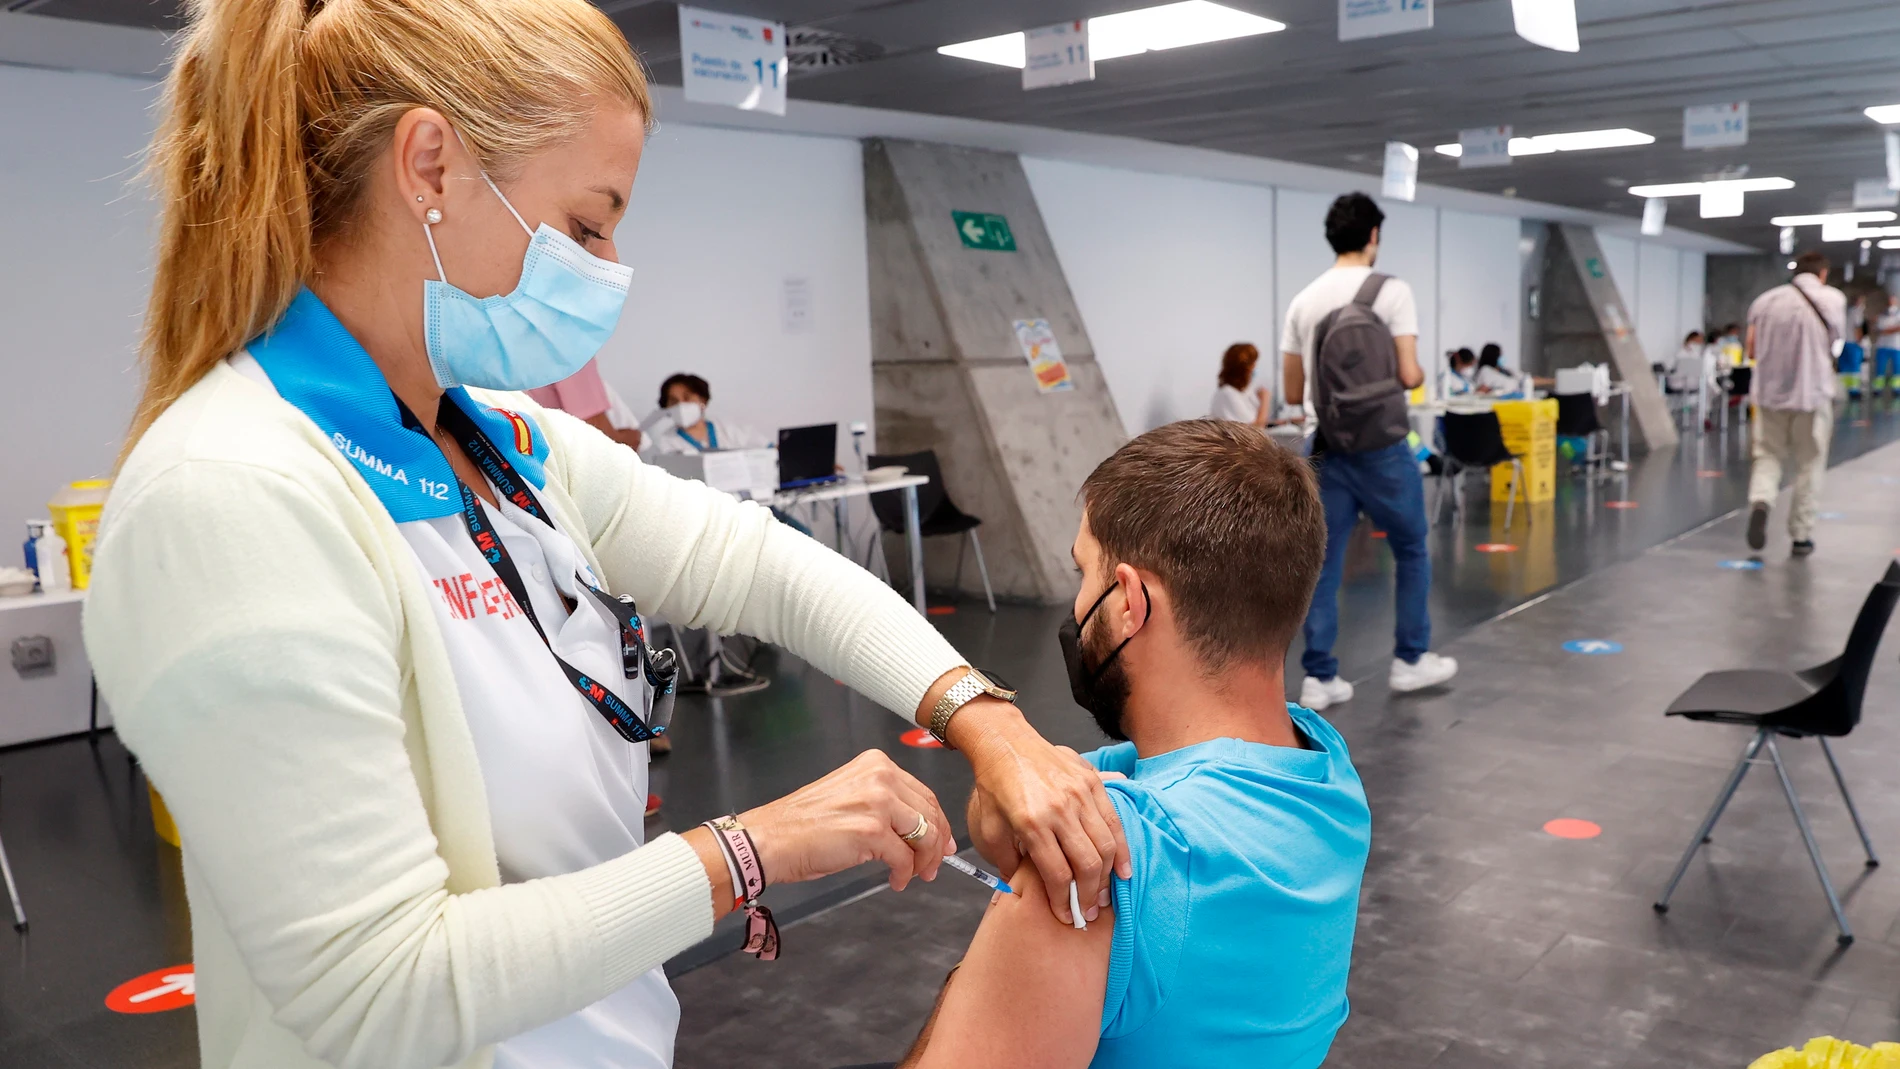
[776,423,840,490]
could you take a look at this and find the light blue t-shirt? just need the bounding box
[1083,705,1371,1069]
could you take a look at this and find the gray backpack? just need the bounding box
[1312,273,1410,454]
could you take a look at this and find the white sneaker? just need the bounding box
[1389,652,1458,693]
[1300,674,1354,711]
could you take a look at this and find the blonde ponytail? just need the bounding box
[129,0,649,455]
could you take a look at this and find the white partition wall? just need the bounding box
[1594,232,1639,324]
[1374,201,1440,377]
[597,122,874,458]
[1637,240,1682,365]
[1024,159,1276,433]
[1679,252,1708,335]
[0,65,155,543]
[1438,209,1522,370]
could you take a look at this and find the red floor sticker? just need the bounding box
[1543,818,1602,840]
[926,605,957,616]
[900,728,944,749]
[1604,501,1639,509]
[1474,543,1517,553]
[106,965,195,1014]
[1697,470,1725,478]
[1370,530,1387,539]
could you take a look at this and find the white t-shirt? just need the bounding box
[1875,308,1900,351]
[1474,365,1521,393]
[1208,383,1261,423]
[232,354,676,1069]
[1280,266,1419,407]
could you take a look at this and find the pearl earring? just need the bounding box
[424,208,443,225]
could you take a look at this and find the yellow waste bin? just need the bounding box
[1490,399,1557,505]
[48,479,110,589]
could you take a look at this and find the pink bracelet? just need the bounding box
[703,817,779,961]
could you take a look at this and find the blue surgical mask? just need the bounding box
[422,166,633,391]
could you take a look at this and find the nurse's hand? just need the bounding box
[941,697,1131,927]
[738,750,955,893]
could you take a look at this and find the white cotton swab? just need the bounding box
[1068,880,1087,930]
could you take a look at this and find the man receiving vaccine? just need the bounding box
[898,420,1371,1069]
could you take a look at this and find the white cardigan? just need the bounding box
[83,362,965,1069]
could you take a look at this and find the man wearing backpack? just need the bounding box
[1281,192,1457,711]
[1744,250,1846,558]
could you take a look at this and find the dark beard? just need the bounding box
[1082,615,1133,742]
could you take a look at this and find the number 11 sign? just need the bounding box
[1025,21,1093,90]
[679,6,788,116]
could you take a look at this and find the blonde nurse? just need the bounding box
[84,2,1129,1067]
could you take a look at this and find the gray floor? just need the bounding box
[7,406,1900,1067]
[671,436,1900,1069]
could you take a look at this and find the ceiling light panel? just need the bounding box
[1771,211,1898,226]
[937,2,1283,70]
[1628,177,1795,197]
[1433,128,1651,159]
[1866,105,1900,124]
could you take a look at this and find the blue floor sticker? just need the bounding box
[1562,639,1623,654]
[1719,559,1765,570]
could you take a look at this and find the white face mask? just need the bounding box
[668,401,705,428]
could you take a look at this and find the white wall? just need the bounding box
[1595,232,1639,327]
[0,64,155,544]
[1023,158,1275,433]
[1590,228,1709,364]
[1678,251,1708,337]
[1438,209,1523,368]
[597,122,872,459]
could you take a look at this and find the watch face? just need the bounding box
[974,668,1016,698]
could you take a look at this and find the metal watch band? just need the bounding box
[929,670,1013,746]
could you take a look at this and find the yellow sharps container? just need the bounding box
[48,479,110,589]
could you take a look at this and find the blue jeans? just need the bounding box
[1301,439,1432,680]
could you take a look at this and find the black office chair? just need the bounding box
[1726,366,1752,423]
[866,450,996,613]
[1653,562,1900,944]
[1437,411,1529,529]
[1554,392,1607,475]
[0,777,24,932]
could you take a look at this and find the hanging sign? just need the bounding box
[1640,197,1667,236]
[1382,141,1419,202]
[952,210,1016,252]
[1024,20,1093,89]
[1339,0,1432,41]
[1459,125,1512,169]
[1683,102,1747,149]
[1854,179,1899,209]
[1886,132,1900,191]
[1013,318,1074,394]
[679,6,788,116]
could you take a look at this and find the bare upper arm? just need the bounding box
[1393,334,1422,388]
[906,860,1114,1069]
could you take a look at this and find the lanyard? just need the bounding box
[676,422,718,451]
[412,397,677,743]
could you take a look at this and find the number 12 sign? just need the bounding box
[679,6,788,116]
[1340,0,1433,41]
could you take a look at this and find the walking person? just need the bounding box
[1745,251,1846,558]
[1281,193,1456,711]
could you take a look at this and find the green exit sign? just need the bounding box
[1585,257,1605,279]
[952,210,1016,252]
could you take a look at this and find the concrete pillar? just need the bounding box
[864,138,1127,605]
[1545,225,1679,452]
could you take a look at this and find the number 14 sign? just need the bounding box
[1340,0,1432,41]
[679,6,788,116]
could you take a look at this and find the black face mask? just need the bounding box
[1057,579,1149,742]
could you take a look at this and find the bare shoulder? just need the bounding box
[907,859,1113,1069]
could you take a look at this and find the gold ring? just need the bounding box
[900,813,930,843]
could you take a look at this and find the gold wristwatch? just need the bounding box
[928,668,1017,748]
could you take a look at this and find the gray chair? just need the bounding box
[867,450,996,612]
[1653,562,1899,944]
[0,776,24,931]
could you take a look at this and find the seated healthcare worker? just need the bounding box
[1206,342,1273,428]
[82,3,1131,1068]
[647,372,767,455]
[900,420,1371,1069]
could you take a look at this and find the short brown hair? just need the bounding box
[1794,251,1830,277]
[1080,420,1324,671]
[1217,343,1259,389]
[658,373,711,408]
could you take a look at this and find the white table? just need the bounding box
[773,474,932,614]
[0,590,105,748]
